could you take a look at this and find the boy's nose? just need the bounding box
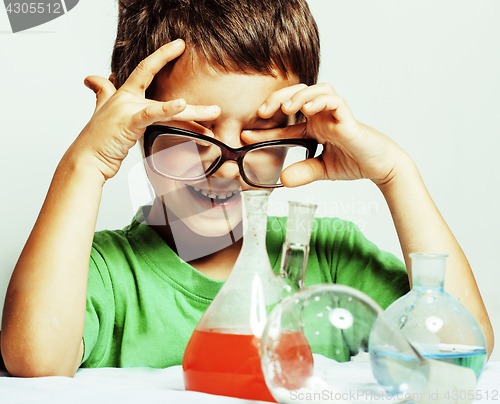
[212,161,240,180]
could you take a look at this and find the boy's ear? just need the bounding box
[108,73,116,86]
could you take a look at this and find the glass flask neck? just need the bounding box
[279,201,317,293]
[279,242,309,292]
[241,191,270,252]
[410,252,448,290]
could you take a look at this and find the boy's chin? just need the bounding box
[171,216,243,261]
[181,217,242,239]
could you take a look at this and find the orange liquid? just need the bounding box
[183,329,313,402]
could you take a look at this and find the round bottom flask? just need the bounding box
[381,253,487,381]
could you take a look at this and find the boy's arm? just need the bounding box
[245,83,494,358]
[378,153,494,357]
[0,39,221,377]
[1,151,103,377]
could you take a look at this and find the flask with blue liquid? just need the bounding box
[377,253,487,385]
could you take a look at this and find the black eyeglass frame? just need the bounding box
[144,125,318,189]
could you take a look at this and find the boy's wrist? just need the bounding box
[375,152,419,196]
[59,144,108,187]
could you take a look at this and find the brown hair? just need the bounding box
[111,0,320,96]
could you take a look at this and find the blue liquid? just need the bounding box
[423,350,487,379]
[370,348,487,394]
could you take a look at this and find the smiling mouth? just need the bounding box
[186,184,241,203]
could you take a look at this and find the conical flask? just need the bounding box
[279,201,318,296]
[182,190,284,402]
[382,253,487,380]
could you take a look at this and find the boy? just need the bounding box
[0,0,493,377]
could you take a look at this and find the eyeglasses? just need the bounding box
[144,125,318,188]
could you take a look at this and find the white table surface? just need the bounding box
[0,362,499,404]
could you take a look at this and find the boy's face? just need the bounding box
[144,53,299,238]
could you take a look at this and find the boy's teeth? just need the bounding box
[190,185,238,200]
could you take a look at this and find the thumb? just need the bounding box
[281,158,326,187]
[84,75,117,112]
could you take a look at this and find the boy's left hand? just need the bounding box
[242,83,409,188]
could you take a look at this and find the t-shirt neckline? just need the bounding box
[125,206,282,301]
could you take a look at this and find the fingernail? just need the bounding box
[172,39,183,47]
[208,105,219,113]
[173,99,182,108]
[283,100,292,109]
[258,103,267,113]
[304,101,313,109]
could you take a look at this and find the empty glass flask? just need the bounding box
[279,201,317,296]
[182,190,283,402]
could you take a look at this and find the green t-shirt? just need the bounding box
[80,207,409,368]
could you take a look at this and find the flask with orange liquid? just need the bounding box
[182,191,314,402]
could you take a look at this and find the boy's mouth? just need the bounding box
[185,184,241,209]
[188,185,240,201]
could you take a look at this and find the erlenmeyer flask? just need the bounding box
[182,190,284,402]
[382,253,487,380]
[279,201,317,296]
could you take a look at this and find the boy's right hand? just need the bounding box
[73,39,220,181]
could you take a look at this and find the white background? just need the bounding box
[0,1,499,360]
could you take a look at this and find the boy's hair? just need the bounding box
[111,0,320,96]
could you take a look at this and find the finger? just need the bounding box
[281,83,337,115]
[84,75,117,112]
[130,98,187,129]
[241,123,307,144]
[131,101,221,129]
[120,39,185,96]
[301,94,355,123]
[280,157,327,187]
[258,84,308,119]
[154,104,221,123]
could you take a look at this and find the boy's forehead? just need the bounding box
[153,52,299,112]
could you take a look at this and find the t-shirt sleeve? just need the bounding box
[81,247,115,367]
[311,218,410,310]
